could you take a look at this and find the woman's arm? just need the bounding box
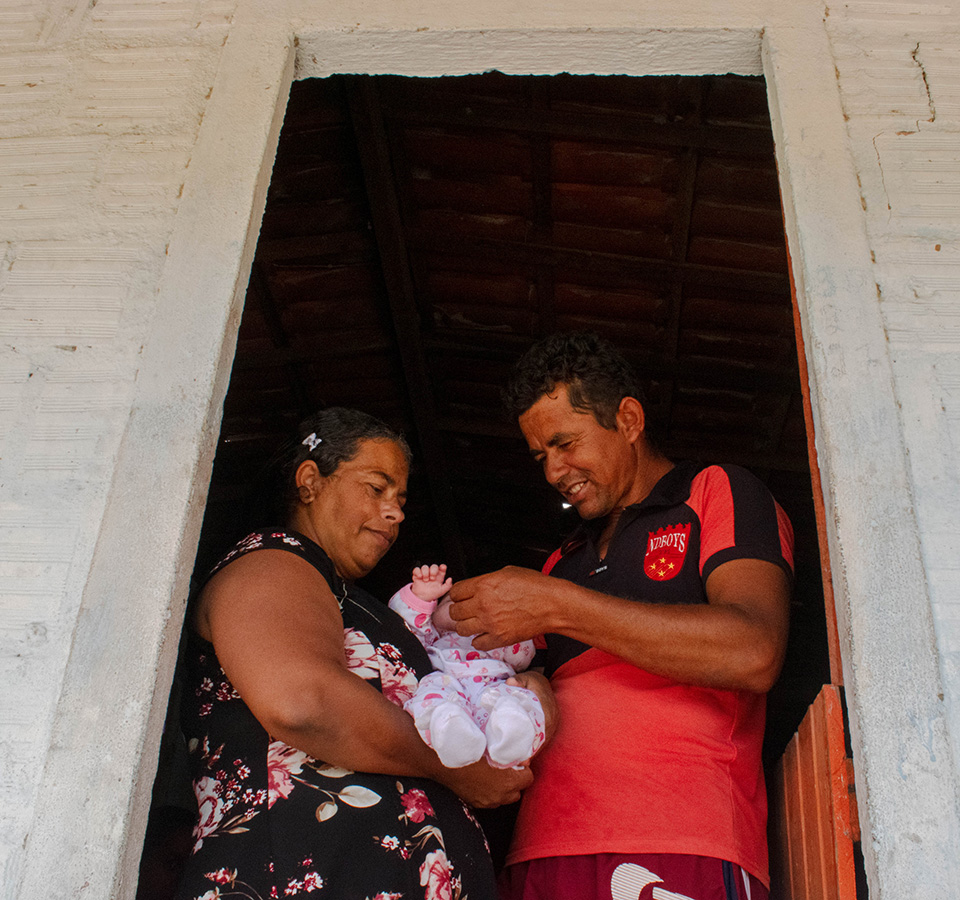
[194,549,531,807]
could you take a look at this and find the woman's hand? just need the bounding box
[435,759,533,809]
[506,670,559,746]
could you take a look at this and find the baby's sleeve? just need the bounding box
[387,583,440,645]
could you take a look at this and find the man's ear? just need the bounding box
[295,460,323,503]
[616,396,646,442]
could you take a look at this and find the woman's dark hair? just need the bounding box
[503,331,647,429]
[247,408,412,528]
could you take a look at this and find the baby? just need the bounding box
[389,564,546,769]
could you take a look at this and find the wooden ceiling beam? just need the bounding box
[345,75,468,577]
[529,79,558,336]
[407,231,791,294]
[425,336,800,390]
[436,415,809,473]
[247,263,315,417]
[661,79,705,442]
[232,335,396,371]
[379,97,775,156]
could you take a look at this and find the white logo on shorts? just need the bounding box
[610,863,697,900]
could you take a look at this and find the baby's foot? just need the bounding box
[411,563,453,603]
[485,699,538,769]
[429,701,485,768]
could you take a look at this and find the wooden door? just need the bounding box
[766,266,862,899]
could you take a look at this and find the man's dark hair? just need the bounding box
[503,331,646,429]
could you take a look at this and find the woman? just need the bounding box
[173,409,553,900]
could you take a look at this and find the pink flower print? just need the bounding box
[267,740,308,808]
[400,788,434,823]
[199,703,213,718]
[270,889,279,899]
[419,849,453,900]
[205,868,237,885]
[380,835,400,850]
[282,871,324,894]
[193,777,226,849]
[380,642,403,662]
[198,891,221,900]
[302,872,323,891]
[344,628,378,680]
[371,894,403,900]
[216,681,241,702]
[466,651,481,661]
[378,658,418,707]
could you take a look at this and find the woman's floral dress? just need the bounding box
[174,531,496,900]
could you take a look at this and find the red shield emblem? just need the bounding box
[644,523,691,581]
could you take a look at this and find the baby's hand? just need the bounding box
[411,563,453,603]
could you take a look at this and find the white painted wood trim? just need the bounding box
[763,23,960,898]
[16,28,296,900]
[294,26,765,78]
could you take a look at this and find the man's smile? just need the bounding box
[560,479,587,500]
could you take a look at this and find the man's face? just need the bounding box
[519,383,638,520]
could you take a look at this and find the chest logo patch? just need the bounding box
[644,523,691,581]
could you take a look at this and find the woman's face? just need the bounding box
[294,438,409,580]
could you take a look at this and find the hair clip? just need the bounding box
[301,433,322,451]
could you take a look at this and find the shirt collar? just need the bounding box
[560,460,702,553]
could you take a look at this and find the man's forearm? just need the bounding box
[452,559,790,693]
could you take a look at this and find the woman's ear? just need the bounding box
[616,396,646,442]
[295,460,323,503]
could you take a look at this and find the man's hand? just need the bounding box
[448,566,553,651]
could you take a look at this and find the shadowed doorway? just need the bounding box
[177,71,830,877]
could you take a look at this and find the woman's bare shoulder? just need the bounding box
[194,547,335,641]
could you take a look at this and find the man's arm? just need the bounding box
[448,557,790,693]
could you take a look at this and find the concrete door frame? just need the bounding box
[18,14,959,900]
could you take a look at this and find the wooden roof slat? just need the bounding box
[408,231,789,293]
[380,96,775,157]
[345,74,468,577]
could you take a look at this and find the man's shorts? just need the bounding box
[500,853,768,900]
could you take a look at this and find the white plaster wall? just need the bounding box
[0,1,958,898]
[823,0,960,783]
[0,3,235,895]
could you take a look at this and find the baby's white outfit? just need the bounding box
[388,583,546,769]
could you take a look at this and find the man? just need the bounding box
[450,332,794,900]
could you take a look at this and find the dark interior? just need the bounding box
[197,72,829,763]
[146,71,833,894]
[137,72,829,900]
